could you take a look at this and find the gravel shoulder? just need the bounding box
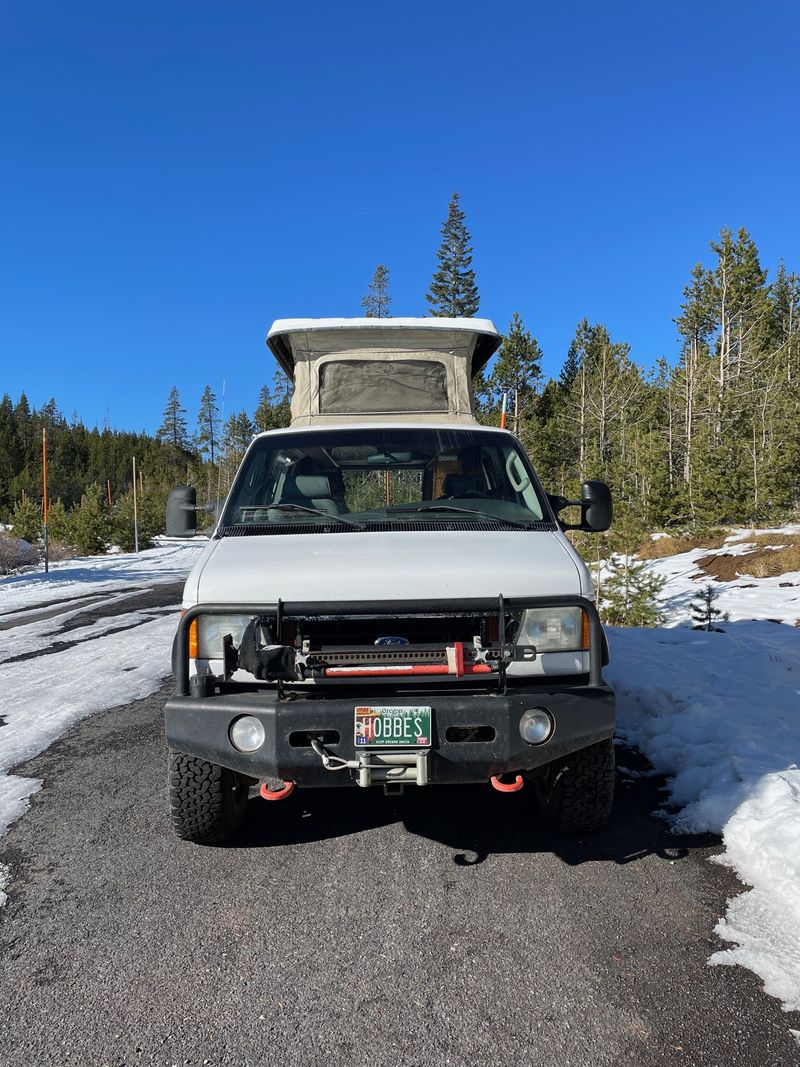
[0,685,798,1067]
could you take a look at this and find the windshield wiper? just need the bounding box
[399,505,536,529]
[246,503,365,529]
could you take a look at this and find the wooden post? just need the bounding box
[132,456,139,553]
[42,427,49,574]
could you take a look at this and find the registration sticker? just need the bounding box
[354,706,432,748]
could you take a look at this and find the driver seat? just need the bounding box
[279,474,344,515]
[441,474,483,497]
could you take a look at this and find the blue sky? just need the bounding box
[1,1,798,434]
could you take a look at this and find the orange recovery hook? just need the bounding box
[490,773,524,793]
[260,780,295,801]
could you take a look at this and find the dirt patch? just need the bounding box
[742,540,800,578]
[694,553,748,581]
[694,535,800,582]
[639,530,729,559]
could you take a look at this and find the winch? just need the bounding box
[309,737,430,790]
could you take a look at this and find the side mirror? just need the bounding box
[165,489,220,537]
[166,486,197,537]
[547,481,612,532]
[580,480,612,532]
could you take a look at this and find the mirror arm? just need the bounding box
[547,494,582,515]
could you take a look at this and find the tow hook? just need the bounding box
[260,780,295,801]
[490,773,524,793]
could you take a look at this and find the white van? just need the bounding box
[165,318,615,843]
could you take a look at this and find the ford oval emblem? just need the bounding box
[374,636,409,647]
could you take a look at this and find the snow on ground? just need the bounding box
[0,537,203,616]
[0,540,203,907]
[606,533,800,1013]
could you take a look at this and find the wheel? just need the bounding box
[168,750,250,844]
[532,739,615,832]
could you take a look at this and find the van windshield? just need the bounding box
[219,427,551,532]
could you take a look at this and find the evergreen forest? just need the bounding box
[1,204,798,558]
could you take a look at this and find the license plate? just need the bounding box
[354,706,432,748]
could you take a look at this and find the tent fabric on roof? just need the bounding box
[266,319,502,427]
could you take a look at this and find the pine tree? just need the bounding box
[601,556,665,627]
[362,264,391,318]
[220,411,255,490]
[69,485,111,555]
[156,387,189,450]
[425,192,479,317]
[254,370,293,432]
[195,385,220,465]
[770,260,800,383]
[690,583,729,631]
[11,498,42,542]
[111,489,162,552]
[44,499,72,546]
[488,313,542,433]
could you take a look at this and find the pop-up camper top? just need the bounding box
[266,317,502,426]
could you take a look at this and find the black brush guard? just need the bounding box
[173,595,606,695]
[166,596,613,786]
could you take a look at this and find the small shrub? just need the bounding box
[0,531,38,574]
[45,538,75,562]
[601,556,666,627]
[44,499,73,546]
[690,583,729,630]
[69,485,111,555]
[11,499,42,543]
[110,490,164,552]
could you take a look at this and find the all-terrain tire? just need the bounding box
[533,739,615,833]
[168,750,249,844]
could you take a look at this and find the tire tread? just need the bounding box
[168,751,247,844]
[536,739,615,833]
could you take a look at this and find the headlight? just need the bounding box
[230,715,265,752]
[516,607,588,653]
[196,614,253,658]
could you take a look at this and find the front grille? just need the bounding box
[291,613,508,648]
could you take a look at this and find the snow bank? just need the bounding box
[0,613,181,837]
[711,770,800,1010]
[608,616,800,1012]
[0,542,201,907]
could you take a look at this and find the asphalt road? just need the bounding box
[1,613,799,1065]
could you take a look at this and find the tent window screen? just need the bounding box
[319,359,449,414]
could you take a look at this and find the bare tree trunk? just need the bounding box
[683,335,696,484]
[579,361,587,478]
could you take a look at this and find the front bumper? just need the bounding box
[164,681,615,786]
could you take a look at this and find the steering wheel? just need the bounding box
[441,490,488,500]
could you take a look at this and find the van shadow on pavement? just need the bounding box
[229,743,718,868]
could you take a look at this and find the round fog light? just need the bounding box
[229,715,266,753]
[519,709,553,745]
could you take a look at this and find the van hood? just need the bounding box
[185,530,588,606]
